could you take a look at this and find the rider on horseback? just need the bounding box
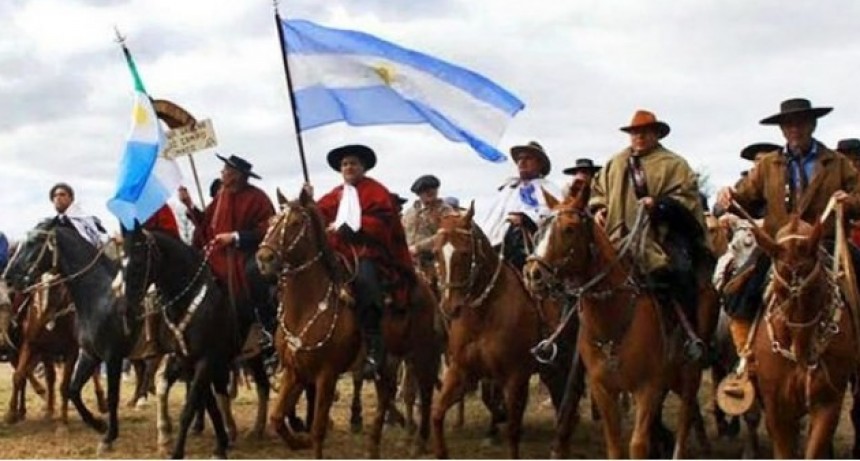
[478,141,560,272]
[716,98,860,356]
[49,183,109,248]
[312,145,415,380]
[191,154,276,350]
[590,110,712,360]
[403,174,453,281]
[562,158,601,200]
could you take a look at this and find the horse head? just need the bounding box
[751,215,827,364]
[434,202,497,310]
[257,187,328,279]
[524,181,593,298]
[4,219,58,291]
[121,223,159,310]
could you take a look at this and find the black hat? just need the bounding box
[510,141,551,176]
[390,193,408,206]
[740,142,781,161]
[49,182,74,201]
[562,158,602,176]
[760,98,832,125]
[327,144,377,172]
[209,178,223,198]
[216,154,261,179]
[410,175,441,194]
[836,138,860,156]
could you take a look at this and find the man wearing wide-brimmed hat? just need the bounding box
[308,144,413,379]
[716,98,860,355]
[403,174,453,275]
[590,109,712,359]
[478,141,561,271]
[562,158,601,200]
[193,153,276,341]
[836,138,860,172]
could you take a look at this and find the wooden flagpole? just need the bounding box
[273,1,310,184]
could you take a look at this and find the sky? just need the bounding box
[2,0,860,241]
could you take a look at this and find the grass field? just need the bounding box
[0,365,857,458]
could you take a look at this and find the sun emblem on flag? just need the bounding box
[133,100,149,125]
[374,64,396,86]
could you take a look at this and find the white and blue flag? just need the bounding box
[281,19,525,163]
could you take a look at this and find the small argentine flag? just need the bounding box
[280,19,525,163]
[107,44,182,230]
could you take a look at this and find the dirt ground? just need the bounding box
[0,365,857,459]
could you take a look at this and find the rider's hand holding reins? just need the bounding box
[716,186,736,210]
[832,189,849,203]
[594,207,607,227]
[302,182,314,199]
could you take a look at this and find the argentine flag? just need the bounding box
[281,19,525,163]
[107,45,182,230]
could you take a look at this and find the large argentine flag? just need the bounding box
[107,46,182,229]
[281,19,525,163]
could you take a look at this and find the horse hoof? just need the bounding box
[727,418,741,439]
[92,419,108,434]
[405,421,417,435]
[96,441,113,457]
[350,419,363,434]
[135,397,150,410]
[211,448,228,459]
[244,428,264,440]
[4,412,20,425]
[409,441,428,457]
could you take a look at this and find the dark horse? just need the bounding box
[4,220,126,455]
[122,226,270,458]
[256,189,441,458]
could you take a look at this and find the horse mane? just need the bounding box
[53,224,119,278]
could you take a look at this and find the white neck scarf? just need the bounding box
[333,183,362,231]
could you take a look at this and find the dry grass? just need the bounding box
[0,366,857,458]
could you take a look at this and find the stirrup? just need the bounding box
[683,337,705,362]
[361,357,381,381]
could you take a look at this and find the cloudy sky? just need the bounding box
[2,0,859,240]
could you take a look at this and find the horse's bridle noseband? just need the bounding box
[259,207,322,277]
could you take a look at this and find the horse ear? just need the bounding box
[299,187,312,206]
[749,222,781,259]
[464,201,475,223]
[276,188,288,207]
[543,188,559,210]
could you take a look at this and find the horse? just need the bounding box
[122,226,272,458]
[3,220,128,455]
[5,280,82,426]
[255,188,440,459]
[522,189,717,458]
[430,204,573,458]
[746,215,858,458]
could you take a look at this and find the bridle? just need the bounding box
[436,223,503,309]
[11,228,108,294]
[526,208,592,296]
[259,206,323,277]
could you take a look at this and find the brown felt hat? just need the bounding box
[510,141,551,176]
[619,110,671,139]
[740,142,781,161]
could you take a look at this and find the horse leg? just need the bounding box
[67,352,106,433]
[204,385,229,459]
[852,382,860,458]
[350,367,364,433]
[310,373,338,459]
[431,364,469,459]
[5,342,34,424]
[672,369,705,458]
[366,363,396,459]
[42,356,57,419]
[91,368,108,414]
[629,384,663,460]
[591,381,623,459]
[402,362,417,435]
[742,402,762,459]
[547,349,587,459]
[95,355,123,456]
[243,354,270,439]
[762,394,798,458]
[502,375,530,459]
[157,356,181,450]
[269,365,310,450]
[171,359,213,459]
[59,352,76,426]
[804,402,843,459]
[481,379,506,445]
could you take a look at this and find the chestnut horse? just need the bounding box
[747,216,858,458]
[523,190,717,458]
[431,205,572,458]
[256,189,440,459]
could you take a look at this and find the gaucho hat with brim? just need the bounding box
[216,154,261,179]
[562,158,602,176]
[759,98,832,125]
[740,142,781,161]
[619,110,671,139]
[327,144,377,172]
[510,141,551,176]
[837,138,860,156]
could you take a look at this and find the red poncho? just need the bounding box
[317,177,413,283]
[194,184,274,298]
[143,204,180,240]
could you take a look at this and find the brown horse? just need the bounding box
[256,189,440,459]
[431,204,572,458]
[5,280,107,425]
[747,216,858,458]
[523,189,716,458]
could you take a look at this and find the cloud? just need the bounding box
[3,0,860,241]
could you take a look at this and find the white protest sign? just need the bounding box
[163,119,218,159]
